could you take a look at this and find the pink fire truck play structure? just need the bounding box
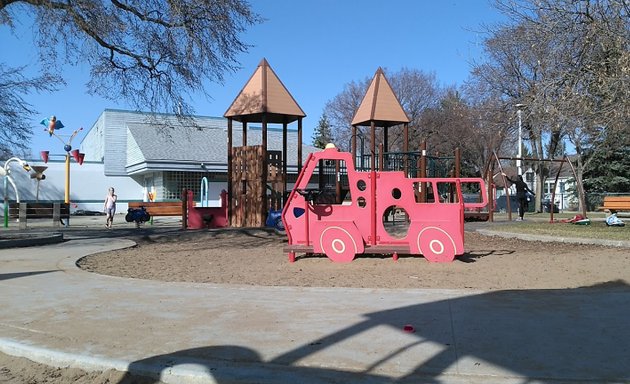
[282,147,488,263]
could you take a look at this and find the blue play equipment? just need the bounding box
[266,209,284,232]
[125,206,151,226]
[200,177,209,207]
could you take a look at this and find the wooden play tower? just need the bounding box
[224,59,306,227]
[351,67,410,173]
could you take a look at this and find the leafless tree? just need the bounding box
[472,0,630,211]
[0,0,260,155]
[323,77,371,151]
[387,67,441,150]
[0,66,62,157]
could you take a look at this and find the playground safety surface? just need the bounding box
[1,216,629,383]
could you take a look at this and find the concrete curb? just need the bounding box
[0,337,552,384]
[0,233,64,249]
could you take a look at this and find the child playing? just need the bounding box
[104,187,117,228]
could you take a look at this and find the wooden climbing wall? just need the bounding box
[267,150,285,211]
[231,146,285,227]
[231,145,264,227]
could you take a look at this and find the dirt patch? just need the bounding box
[77,228,630,290]
[0,353,161,384]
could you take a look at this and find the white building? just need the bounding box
[2,109,317,213]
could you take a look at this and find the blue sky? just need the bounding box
[0,0,505,156]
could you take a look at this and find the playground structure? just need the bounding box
[224,58,305,228]
[488,152,587,222]
[126,187,228,230]
[186,177,229,229]
[282,68,488,263]
[184,189,228,229]
[282,146,487,263]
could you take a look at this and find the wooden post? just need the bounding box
[383,126,389,170]
[351,125,357,165]
[403,123,409,176]
[420,141,427,203]
[455,147,461,177]
[182,189,188,229]
[282,121,288,206]
[261,115,268,226]
[379,143,384,171]
[242,120,247,146]
[370,121,377,246]
[297,118,303,174]
[53,203,60,228]
[335,160,341,204]
[227,118,233,227]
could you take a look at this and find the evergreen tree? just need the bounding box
[583,143,630,193]
[312,113,333,149]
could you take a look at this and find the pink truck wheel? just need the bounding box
[319,226,358,263]
[417,227,457,262]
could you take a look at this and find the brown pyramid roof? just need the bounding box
[351,67,410,127]
[224,58,306,124]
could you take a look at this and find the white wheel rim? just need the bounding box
[332,239,345,253]
[429,239,444,255]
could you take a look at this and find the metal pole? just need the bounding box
[516,106,524,176]
[3,176,7,228]
[65,153,70,227]
[65,153,70,204]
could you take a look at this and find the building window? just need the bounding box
[545,182,555,194]
[525,172,534,183]
[163,172,225,200]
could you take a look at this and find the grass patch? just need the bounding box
[490,212,629,241]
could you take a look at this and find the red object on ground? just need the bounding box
[403,324,415,333]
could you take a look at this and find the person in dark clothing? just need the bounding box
[502,173,535,221]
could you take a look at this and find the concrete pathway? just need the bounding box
[1,233,629,383]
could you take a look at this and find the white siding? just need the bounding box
[3,159,143,212]
[103,110,131,176]
[126,129,145,167]
[80,113,106,162]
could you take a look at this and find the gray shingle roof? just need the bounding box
[126,118,318,170]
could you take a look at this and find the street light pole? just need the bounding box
[515,104,526,176]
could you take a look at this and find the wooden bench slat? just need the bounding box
[8,203,70,219]
[597,196,630,212]
[128,202,183,216]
